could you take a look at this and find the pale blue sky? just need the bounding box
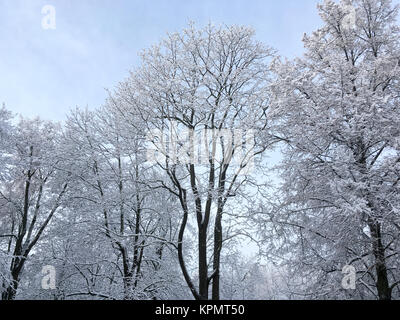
[0,0,333,120]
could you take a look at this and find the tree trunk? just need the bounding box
[2,259,24,300]
[212,210,223,300]
[369,221,391,300]
[123,273,134,300]
[2,279,17,300]
[198,225,209,300]
[177,190,202,300]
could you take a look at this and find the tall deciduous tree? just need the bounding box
[0,118,69,300]
[58,106,182,300]
[269,0,400,300]
[111,24,275,300]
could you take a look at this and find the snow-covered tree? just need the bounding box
[0,117,69,300]
[0,105,13,175]
[49,105,185,300]
[110,23,275,300]
[269,0,400,300]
